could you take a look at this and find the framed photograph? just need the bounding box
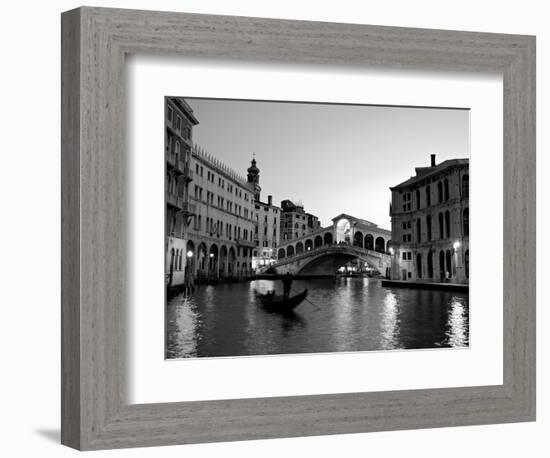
[61,6,535,450]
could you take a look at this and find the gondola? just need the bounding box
[257,289,308,313]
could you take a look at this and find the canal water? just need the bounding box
[166,277,469,359]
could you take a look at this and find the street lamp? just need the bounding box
[389,247,395,255]
[453,241,461,251]
[186,250,193,258]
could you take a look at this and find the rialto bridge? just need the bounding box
[265,214,392,276]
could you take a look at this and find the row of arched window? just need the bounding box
[413,208,469,242]
[412,174,469,210]
[166,172,179,196]
[284,222,307,230]
[414,249,469,280]
[277,232,388,260]
[169,248,184,272]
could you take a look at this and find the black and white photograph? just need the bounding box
[165,97,470,359]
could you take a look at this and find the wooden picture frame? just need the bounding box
[61,6,536,450]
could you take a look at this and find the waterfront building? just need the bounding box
[165,97,257,287]
[246,157,281,269]
[253,194,280,269]
[389,154,469,284]
[165,97,198,287]
[280,200,321,242]
[185,145,257,282]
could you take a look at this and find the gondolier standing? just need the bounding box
[282,271,293,299]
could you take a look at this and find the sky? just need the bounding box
[184,98,469,229]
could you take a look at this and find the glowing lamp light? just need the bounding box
[453,241,461,250]
[209,253,214,258]
[389,247,395,255]
[186,250,194,258]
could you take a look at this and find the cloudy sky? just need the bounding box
[184,98,469,229]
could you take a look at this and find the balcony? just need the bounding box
[236,237,256,248]
[166,193,184,209]
[182,165,194,182]
[166,152,186,174]
[180,202,197,216]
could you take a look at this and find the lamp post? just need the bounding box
[453,240,463,281]
[185,250,194,288]
[388,247,395,279]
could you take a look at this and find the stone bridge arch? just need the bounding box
[268,245,391,277]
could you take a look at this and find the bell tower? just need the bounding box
[247,153,262,201]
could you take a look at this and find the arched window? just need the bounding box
[287,245,295,257]
[427,251,434,278]
[353,231,364,248]
[445,211,451,238]
[426,215,432,241]
[445,250,453,278]
[171,214,177,235]
[444,178,450,201]
[365,234,374,250]
[426,185,431,207]
[437,181,443,203]
[463,208,469,236]
[416,253,423,279]
[416,218,421,242]
[415,189,421,209]
[462,174,469,198]
[439,250,445,280]
[438,212,444,239]
[277,248,286,259]
[294,223,298,229]
[465,250,470,279]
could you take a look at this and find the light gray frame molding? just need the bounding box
[61,6,536,451]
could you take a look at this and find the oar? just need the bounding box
[291,286,320,311]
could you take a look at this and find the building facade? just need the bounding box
[165,97,258,287]
[253,194,280,269]
[389,154,470,284]
[246,157,281,269]
[185,146,257,282]
[279,200,321,242]
[165,98,198,287]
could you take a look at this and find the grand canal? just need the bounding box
[165,277,469,359]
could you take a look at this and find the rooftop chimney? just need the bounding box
[268,195,272,206]
[430,154,436,167]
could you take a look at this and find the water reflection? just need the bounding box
[446,296,469,347]
[165,296,200,359]
[166,278,469,359]
[379,291,400,350]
